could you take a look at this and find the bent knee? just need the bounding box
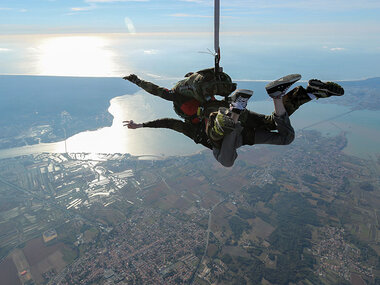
[218,157,235,168]
[283,132,295,145]
[220,160,234,167]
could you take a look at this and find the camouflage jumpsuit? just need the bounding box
[135,77,311,149]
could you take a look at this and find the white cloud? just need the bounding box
[323,46,346,51]
[145,73,162,79]
[0,48,11,52]
[124,17,136,34]
[85,0,149,3]
[0,7,12,11]
[143,49,158,55]
[71,6,95,11]
[170,13,212,18]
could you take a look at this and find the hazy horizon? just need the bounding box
[1,0,380,80]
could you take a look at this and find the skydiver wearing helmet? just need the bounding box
[123,67,237,124]
[123,73,344,167]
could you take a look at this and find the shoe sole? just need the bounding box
[230,89,253,112]
[233,89,253,97]
[265,74,301,90]
[308,79,344,96]
[231,89,253,101]
[265,74,302,98]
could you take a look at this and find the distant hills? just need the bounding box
[342,77,380,88]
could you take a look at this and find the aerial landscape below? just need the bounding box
[0,75,379,285]
[1,0,380,284]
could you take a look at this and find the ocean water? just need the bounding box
[253,100,380,158]
[0,95,379,160]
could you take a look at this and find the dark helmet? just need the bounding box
[214,71,237,96]
[196,68,237,98]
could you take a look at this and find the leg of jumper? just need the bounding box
[239,110,275,145]
[213,92,295,165]
[239,109,274,130]
[240,86,312,133]
[241,112,295,146]
[213,124,243,167]
[240,87,309,145]
[282,86,311,116]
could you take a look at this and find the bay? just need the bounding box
[0,95,379,160]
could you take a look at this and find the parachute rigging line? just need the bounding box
[214,0,221,73]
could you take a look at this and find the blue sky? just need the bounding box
[1,0,380,34]
[0,0,379,79]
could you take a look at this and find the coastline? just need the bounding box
[1,101,380,160]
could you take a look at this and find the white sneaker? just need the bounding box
[229,89,253,113]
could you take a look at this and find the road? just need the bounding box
[191,199,225,284]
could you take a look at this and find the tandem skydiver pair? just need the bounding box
[122,68,344,167]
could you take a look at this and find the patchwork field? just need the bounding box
[0,237,76,285]
[0,257,21,285]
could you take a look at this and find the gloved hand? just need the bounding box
[123,74,141,84]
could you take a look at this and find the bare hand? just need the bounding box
[123,120,143,129]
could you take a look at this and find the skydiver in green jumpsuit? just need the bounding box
[123,73,344,166]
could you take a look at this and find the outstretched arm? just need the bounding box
[123,74,174,101]
[123,118,212,149]
[123,120,143,129]
[127,118,195,138]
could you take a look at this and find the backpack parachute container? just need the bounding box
[173,68,236,104]
[171,0,236,120]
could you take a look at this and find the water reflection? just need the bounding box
[36,36,118,77]
[65,92,203,156]
[0,98,379,160]
[0,92,204,159]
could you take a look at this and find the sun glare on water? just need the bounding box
[36,36,117,77]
